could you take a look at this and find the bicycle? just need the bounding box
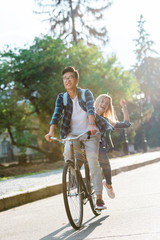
[50,131,101,230]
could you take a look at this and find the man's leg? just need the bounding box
[84,134,107,209]
[63,134,81,162]
[63,139,72,161]
[83,134,103,196]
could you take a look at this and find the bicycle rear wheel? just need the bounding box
[62,161,83,230]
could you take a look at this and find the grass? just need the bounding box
[0,169,55,181]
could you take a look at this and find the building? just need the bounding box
[0,131,33,164]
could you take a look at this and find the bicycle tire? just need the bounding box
[62,161,83,230]
[85,166,101,216]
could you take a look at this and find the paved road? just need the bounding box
[0,162,160,240]
[1,151,160,197]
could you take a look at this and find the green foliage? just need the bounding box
[0,36,67,161]
[133,15,159,101]
[0,36,139,160]
[137,57,160,102]
[132,15,160,149]
[64,41,139,106]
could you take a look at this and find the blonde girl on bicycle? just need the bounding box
[95,94,131,199]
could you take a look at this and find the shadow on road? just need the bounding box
[40,215,109,240]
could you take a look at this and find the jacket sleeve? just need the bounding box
[95,114,115,133]
[114,120,131,129]
[49,93,64,125]
[85,89,95,116]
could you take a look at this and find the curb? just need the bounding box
[0,157,160,212]
[0,184,62,212]
[112,157,160,176]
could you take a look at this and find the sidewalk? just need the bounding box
[0,151,160,212]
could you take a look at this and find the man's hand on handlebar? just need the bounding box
[45,124,56,142]
[88,124,98,136]
[45,133,54,142]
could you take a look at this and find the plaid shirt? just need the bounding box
[50,87,114,139]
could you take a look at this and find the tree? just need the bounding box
[133,15,157,69]
[62,41,138,102]
[133,15,158,97]
[138,57,160,102]
[0,36,139,161]
[133,15,160,149]
[35,0,112,45]
[0,37,67,162]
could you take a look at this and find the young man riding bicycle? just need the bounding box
[45,66,107,210]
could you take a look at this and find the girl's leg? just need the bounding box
[99,147,115,199]
[99,147,112,185]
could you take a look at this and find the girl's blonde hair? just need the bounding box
[94,94,117,123]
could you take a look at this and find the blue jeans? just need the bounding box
[63,133,103,195]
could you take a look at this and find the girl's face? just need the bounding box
[99,97,110,114]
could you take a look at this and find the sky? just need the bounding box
[0,0,160,70]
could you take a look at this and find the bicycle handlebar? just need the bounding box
[50,131,91,143]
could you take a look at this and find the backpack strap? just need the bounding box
[81,89,86,102]
[63,89,86,107]
[63,92,68,106]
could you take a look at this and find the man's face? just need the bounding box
[63,72,79,91]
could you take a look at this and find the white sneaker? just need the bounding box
[103,179,115,199]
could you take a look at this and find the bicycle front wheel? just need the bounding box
[62,161,83,230]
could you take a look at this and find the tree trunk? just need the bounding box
[69,0,78,44]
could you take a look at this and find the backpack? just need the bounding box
[63,89,87,106]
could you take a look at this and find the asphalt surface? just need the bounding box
[0,150,160,212]
[0,161,160,239]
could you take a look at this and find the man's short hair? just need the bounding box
[62,66,79,79]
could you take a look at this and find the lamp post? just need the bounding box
[123,128,129,155]
[120,106,129,155]
[133,92,148,153]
